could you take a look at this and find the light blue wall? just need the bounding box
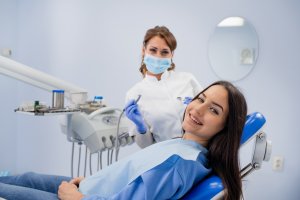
[1,0,300,199]
[0,0,17,174]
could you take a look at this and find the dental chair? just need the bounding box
[182,112,272,199]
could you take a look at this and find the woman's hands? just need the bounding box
[58,177,85,200]
[69,177,85,187]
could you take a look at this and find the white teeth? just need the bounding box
[190,114,202,125]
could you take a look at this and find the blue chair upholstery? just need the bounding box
[240,112,266,144]
[182,112,267,200]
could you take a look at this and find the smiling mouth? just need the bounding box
[189,113,203,125]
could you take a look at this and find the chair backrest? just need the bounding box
[182,112,266,200]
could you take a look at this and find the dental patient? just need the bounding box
[0,80,247,200]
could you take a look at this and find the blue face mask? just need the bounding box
[143,54,172,74]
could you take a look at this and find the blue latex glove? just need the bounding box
[183,97,193,105]
[124,99,147,134]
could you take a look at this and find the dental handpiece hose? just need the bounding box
[116,95,142,161]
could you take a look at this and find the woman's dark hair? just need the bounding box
[192,80,247,200]
[139,26,177,76]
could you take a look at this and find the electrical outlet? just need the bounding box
[272,156,284,171]
[1,48,12,57]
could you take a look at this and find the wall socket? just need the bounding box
[1,48,12,57]
[272,156,284,171]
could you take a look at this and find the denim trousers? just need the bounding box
[0,172,71,200]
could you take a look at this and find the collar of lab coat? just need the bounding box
[145,70,172,82]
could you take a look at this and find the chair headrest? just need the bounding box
[241,112,266,144]
[182,112,267,200]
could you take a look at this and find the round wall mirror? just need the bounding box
[208,17,259,81]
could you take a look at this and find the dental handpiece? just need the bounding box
[123,95,141,111]
[135,94,142,104]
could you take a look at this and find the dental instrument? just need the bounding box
[114,95,142,162]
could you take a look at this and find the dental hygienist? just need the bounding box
[125,26,202,148]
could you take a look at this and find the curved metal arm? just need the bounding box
[241,131,272,178]
[0,55,88,106]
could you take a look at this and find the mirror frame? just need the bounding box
[208,16,259,81]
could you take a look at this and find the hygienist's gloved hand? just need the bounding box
[183,97,193,105]
[124,99,147,134]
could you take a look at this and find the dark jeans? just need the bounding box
[0,172,71,200]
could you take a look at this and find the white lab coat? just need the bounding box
[125,70,202,148]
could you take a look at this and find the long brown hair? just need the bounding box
[193,80,247,200]
[139,26,177,76]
